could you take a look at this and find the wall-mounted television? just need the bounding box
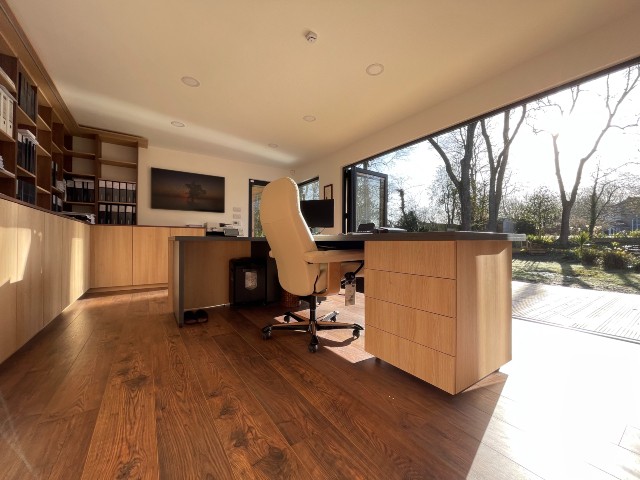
[300,199,334,228]
[151,167,225,212]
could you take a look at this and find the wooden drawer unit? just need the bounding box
[365,240,455,278]
[366,269,456,318]
[364,240,513,394]
[365,297,455,355]
[366,325,456,394]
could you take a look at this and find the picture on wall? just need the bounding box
[151,167,225,212]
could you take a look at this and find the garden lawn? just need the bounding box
[512,251,640,294]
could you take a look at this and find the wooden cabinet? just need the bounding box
[15,205,44,348]
[0,199,17,363]
[132,227,170,284]
[364,240,512,394]
[90,225,133,288]
[43,212,64,326]
[91,225,205,290]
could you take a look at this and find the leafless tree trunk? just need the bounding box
[545,66,640,246]
[480,105,527,232]
[428,121,478,230]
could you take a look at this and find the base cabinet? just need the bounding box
[90,225,204,290]
[0,197,90,364]
[364,240,512,394]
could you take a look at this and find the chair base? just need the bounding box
[261,296,363,353]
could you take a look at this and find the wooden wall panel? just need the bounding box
[90,226,133,288]
[455,240,512,393]
[132,227,170,285]
[43,213,64,325]
[0,199,17,363]
[183,240,251,309]
[15,205,44,348]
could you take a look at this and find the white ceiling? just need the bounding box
[7,0,640,167]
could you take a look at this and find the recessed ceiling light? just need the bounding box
[366,63,385,76]
[181,76,200,87]
[268,143,279,148]
[303,115,316,122]
[171,121,185,127]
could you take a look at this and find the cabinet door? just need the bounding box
[16,205,44,347]
[91,226,133,288]
[0,199,17,363]
[64,221,91,302]
[43,213,64,325]
[133,227,170,285]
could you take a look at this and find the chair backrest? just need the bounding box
[260,177,320,296]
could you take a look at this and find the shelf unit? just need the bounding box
[0,32,144,220]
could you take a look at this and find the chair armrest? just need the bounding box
[302,249,364,264]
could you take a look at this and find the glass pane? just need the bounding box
[356,172,385,228]
[299,179,320,200]
[251,183,266,237]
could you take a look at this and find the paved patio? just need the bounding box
[512,281,640,343]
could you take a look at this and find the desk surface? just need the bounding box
[171,231,526,242]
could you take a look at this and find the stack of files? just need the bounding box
[17,72,36,120]
[17,129,38,174]
[65,178,95,203]
[0,84,14,136]
[98,204,136,225]
[51,195,63,212]
[99,180,137,204]
[17,179,36,204]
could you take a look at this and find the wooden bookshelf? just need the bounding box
[0,34,144,215]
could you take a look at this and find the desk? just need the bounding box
[169,231,525,394]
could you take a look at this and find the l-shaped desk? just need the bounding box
[169,231,525,394]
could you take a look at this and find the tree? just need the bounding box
[518,186,562,236]
[430,165,460,226]
[535,66,640,246]
[428,121,479,230]
[480,105,527,232]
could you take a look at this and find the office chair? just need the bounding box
[260,177,364,353]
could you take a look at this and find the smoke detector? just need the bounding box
[305,31,318,43]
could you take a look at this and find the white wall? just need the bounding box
[138,146,288,232]
[294,11,640,233]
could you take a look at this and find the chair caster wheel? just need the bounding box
[262,328,271,340]
[308,343,318,353]
[284,315,290,323]
[352,329,360,339]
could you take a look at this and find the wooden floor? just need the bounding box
[1,289,639,479]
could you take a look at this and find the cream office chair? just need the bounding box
[260,177,364,353]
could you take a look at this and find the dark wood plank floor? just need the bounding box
[1,289,639,479]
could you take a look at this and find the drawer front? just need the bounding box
[365,241,455,278]
[366,297,456,356]
[365,326,456,394]
[366,269,456,318]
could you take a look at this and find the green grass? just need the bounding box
[512,251,640,294]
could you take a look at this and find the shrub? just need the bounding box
[516,219,537,235]
[634,261,640,273]
[565,249,580,262]
[602,250,629,270]
[580,248,601,266]
[527,234,556,246]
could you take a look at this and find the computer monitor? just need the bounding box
[300,199,334,228]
